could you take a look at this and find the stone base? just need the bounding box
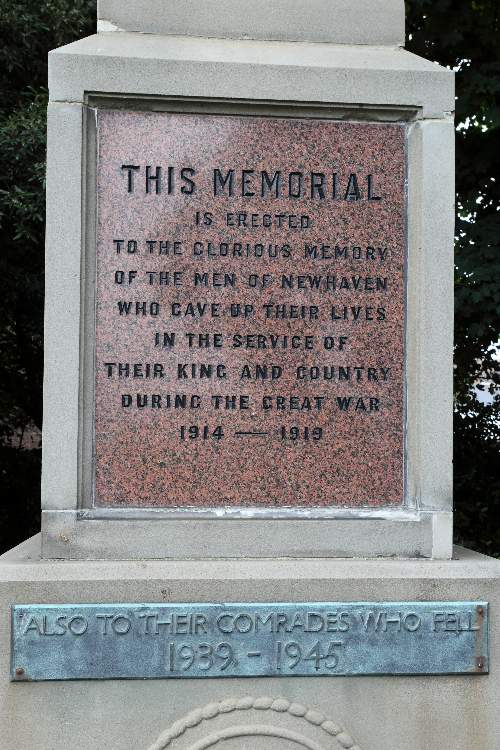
[1,536,499,749]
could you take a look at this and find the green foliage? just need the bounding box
[0,0,95,110]
[406,0,500,554]
[0,2,95,550]
[0,446,41,552]
[0,1,498,554]
[0,2,95,447]
[454,408,500,556]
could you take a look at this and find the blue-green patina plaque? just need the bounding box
[11,601,488,681]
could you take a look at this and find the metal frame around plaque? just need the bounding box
[11,601,488,681]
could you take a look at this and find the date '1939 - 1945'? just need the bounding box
[166,640,343,673]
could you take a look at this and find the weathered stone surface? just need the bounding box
[94,111,406,508]
[41,4,455,559]
[97,0,406,46]
[48,34,455,120]
[1,538,499,750]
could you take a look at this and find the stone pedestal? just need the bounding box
[1,536,499,750]
[1,2,496,748]
[42,2,455,561]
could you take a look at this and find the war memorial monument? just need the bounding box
[0,1,499,748]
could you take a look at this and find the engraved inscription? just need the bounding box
[11,602,488,681]
[94,112,406,507]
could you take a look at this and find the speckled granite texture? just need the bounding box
[94,111,406,508]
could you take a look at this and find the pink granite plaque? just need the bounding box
[94,111,406,508]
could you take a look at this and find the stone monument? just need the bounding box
[0,2,499,748]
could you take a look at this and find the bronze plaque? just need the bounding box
[94,111,406,509]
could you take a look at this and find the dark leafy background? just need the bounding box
[0,1,498,554]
